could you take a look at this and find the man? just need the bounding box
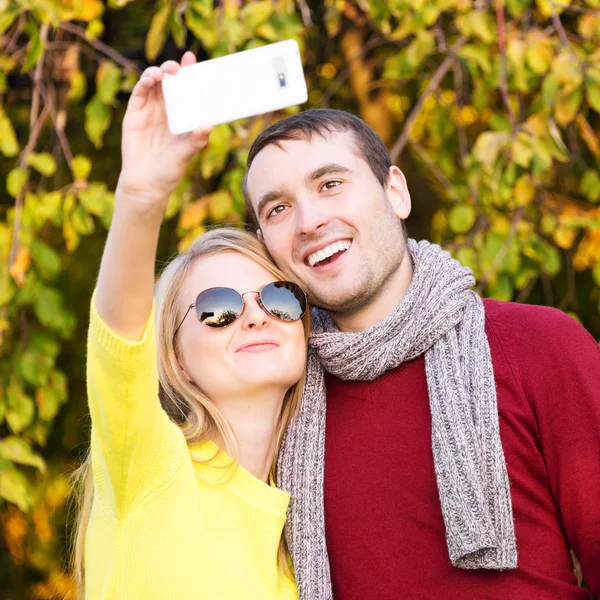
[242,109,600,600]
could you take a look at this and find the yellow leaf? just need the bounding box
[511,134,534,168]
[178,225,206,253]
[552,51,583,94]
[576,115,600,156]
[145,4,172,61]
[536,0,571,18]
[574,230,600,270]
[178,198,208,231]
[553,225,577,249]
[240,0,273,32]
[79,0,104,21]
[514,174,535,206]
[473,132,509,169]
[578,13,600,40]
[526,32,554,75]
[208,190,234,221]
[9,247,30,287]
[555,88,582,126]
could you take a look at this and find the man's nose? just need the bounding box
[240,293,269,330]
[295,199,330,236]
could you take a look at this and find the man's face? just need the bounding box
[246,131,411,316]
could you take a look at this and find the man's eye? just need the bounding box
[322,180,342,191]
[267,205,286,219]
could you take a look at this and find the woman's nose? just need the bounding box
[240,293,269,330]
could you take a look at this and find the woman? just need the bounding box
[73,52,309,600]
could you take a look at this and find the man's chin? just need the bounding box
[305,286,366,315]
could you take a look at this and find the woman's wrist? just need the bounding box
[114,182,170,224]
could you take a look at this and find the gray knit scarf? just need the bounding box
[277,239,517,600]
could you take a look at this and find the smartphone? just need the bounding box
[161,40,308,135]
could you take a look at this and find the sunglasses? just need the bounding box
[174,280,307,335]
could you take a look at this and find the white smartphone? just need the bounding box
[161,40,308,135]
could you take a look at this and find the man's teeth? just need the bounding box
[307,240,351,267]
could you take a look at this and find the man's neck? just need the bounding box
[211,390,283,483]
[332,250,414,333]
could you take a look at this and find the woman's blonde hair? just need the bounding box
[71,228,309,597]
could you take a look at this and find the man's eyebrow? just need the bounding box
[257,188,289,218]
[307,163,352,182]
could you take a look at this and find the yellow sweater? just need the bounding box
[85,295,297,600]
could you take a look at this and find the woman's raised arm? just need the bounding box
[95,52,210,341]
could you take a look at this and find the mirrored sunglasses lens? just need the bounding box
[195,288,243,328]
[261,282,306,322]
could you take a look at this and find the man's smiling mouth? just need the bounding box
[306,240,352,267]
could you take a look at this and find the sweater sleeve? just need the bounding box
[86,291,186,520]
[488,303,600,596]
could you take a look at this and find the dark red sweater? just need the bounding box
[324,300,600,599]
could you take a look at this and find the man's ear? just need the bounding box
[386,166,411,220]
[257,229,264,241]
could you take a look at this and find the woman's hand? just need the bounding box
[117,51,211,210]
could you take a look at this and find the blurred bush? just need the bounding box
[1,0,600,596]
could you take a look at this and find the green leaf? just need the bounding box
[48,369,68,404]
[170,10,187,48]
[241,0,273,32]
[200,124,232,178]
[579,170,600,202]
[6,380,35,434]
[96,61,121,105]
[7,167,29,198]
[33,286,76,337]
[542,72,560,107]
[455,247,478,273]
[19,348,54,387]
[85,95,112,149]
[39,191,63,227]
[71,204,96,234]
[592,260,600,286]
[458,44,492,74]
[72,155,92,180]
[36,387,61,421]
[0,463,32,511]
[146,3,172,61]
[26,152,57,176]
[21,19,43,73]
[78,182,110,217]
[0,263,16,304]
[456,10,496,44]
[0,105,19,157]
[30,239,62,281]
[186,8,218,49]
[86,19,105,40]
[448,205,477,233]
[0,9,19,35]
[67,70,87,102]
[487,273,514,301]
[0,437,45,471]
[586,81,600,113]
[30,331,61,359]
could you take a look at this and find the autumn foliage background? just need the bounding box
[1,0,600,597]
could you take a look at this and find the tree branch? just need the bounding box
[390,36,466,163]
[58,22,141,73]
[495,0,516,128]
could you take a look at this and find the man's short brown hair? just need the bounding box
[242,109,393,226]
